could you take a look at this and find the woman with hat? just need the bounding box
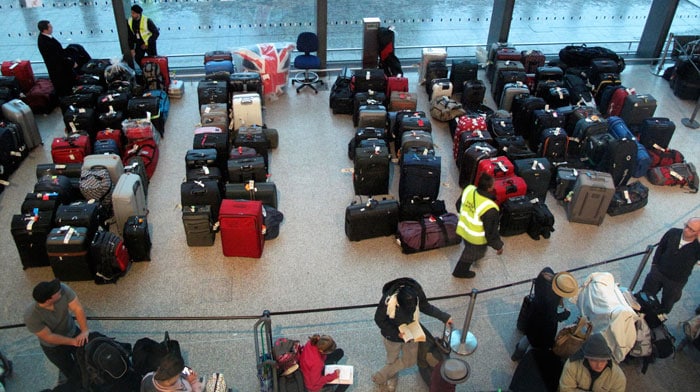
[512,268,579,360]
[559,333,626,392]
[140,352,203,392]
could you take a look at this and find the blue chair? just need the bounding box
[292,32,324,93]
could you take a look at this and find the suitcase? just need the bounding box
[231,93,263,130]
[531,109,566,150]
[224,181,278,208]
[428,78,453,100]
[186,165,223,185]
[123,215,151,261]
[563,73,595,106]
[123,138,159,179]
[458,142,499,188]
[181,178,222,218]
[78,165,113,204]
[461,79,486,107]
[553,166,581,200]
[51,134,92,164]
[570,116,608,158]
[193,127,230,168]
[182,205,216,247]
[227,156,267,183]
[386,75,409,97]
[82,153,125,187]
[527,199,555,240]
[399,153,441,201]
[388,91,417,112]
[351,68,387,93]
[538,127,569,162]
[95,128,124,154]
[89,230,130,284]
[21,78,58,115]
[347,127,391,160]
[353,91,387,126]
[393,111,432,141]
[511,95,546,138]
[2,99,42,149]
[34,174,78,205]
[492,60,526,93]
[475,156,515,185]
[60,93,95,113]
[124,156,149,197]
[607,116,651,178]
[96,91,129,113]
[399,130,434,157]
[499,136,537,162]
[233,126,271,163]
[167,79,185,99]
[11,211,53,269]
[21,191,61,214]
[97,110,125,131]
[499,82,530,112]
[454,127,492,163]
[450,59,478,93]
[357,105,387,129]
[514,158,551,202]
[1,60,34,93]
[619,93,657,126]
[36,163,82,196]
[638,117,675,150]
[329,68,353,114]
[489,116,516,138]
[46,226,94,281]
[353,143,391,196]
[566,170,615,225]
[0,75,21,100]
[63,107,97,135]
[499,195,534,236]
[521,50,546,74]
[398,197,447,222]
[345,195,400,241]
[492,175,528,206]
[218,199,264,258]
[420,48,448,84]
[55,201,102,238]
[185,148,218,169]
[129,89,169,136]
[197,79,229,108]
[607,181,649,216]
[112,173,148,236]
[541,86,570,109]
[205,60,235,76]
[424,61,449,94]
[0,121,28,174]
[122,118,156,141]
[205,50,234,63]
[201,111,230,131]
[229,72,264,97]
[140,56,171,89]
[80,59,111,88]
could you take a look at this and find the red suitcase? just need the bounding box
[386,75,409,97]
[51,134,92,164]
[492,175,528,206]
[96,128,124,153]
[219,199,264,258]
[124,138,159,179]
[2,60,35,93]
[140,56,170,88]
[475,156,515,183]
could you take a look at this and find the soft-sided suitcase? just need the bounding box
[450,60,478,93]
[461,79,486,107]
[521,50,546,74]
[475,156,515,185]
[351,68,387,93]
[197,79,229,108]
[329,68,353,114]
[424,61,449,93]
[399,153,441,201]
[527,200,555,240]
[51,134,92,164]
[21,191,61,214]
[218,199,264,258]
[538,127,569,163]
[46,226,94,281]
[553,166,580,200]
[386,75,409,97]
[140,56,171,89]
[348,127,391,160]
[399,130,434,157]
[34,174,78,205]
[619,93,657,126]
[353,142,391,196]
[185,148,218,169]
[180,179,222,219]
[492,175,528,206]
[345,195,400,241]
[514,158,551,202]
[95,129,123,154]
[63,107,97,135]
[499,195,534,236]
[112,173,147,236]
[11,211,52,269]
[357,104,387,129]
[227,156,267,183]
[193,126,230,168]
[1,60,34,93]
[566,170,615,225]
[607,181,649,216]
[123,138,159,179]
[124,156,149,197]
[55,201,102,239]
[394,111,431,141]
[0,121,27,174]
[123,215,151,261]
[388,91,417,112]
[182,205,216,247]
[638,117,675,150]
[2,99,42,149]
[232,93,264,130]
[229,72,264,97]
[89,230,130,284]
[607,116,651,178]
[499,81,530,112]
[353,91,387,125]
[224,181,278,208]
[458,142,499,188]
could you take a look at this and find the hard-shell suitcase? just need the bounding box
[499,82,530,112]
[388,91,418,112]
[197,79,229,108]
[345,195,399,241]
[420,48,448,84]
[218,199,264,258]
[224,181,278,208]
[499,195,534,236]
[46,226,94,281]
[227,156,267,183]
[2,99,42,149]
[180,179,222,219]
[566,170,615,225]
[112,173,147,236]
[353,143,391,196]
[492,175,528,206]
[458,142,498,188]
[205,50,234,63]
[514,158,551,202]
[11,211,53,269]
[399,153,441,201]
[1,60,34,93]
[553,166,581,200]
[450,59,478,93]
[620,93,657,126]
[82,153,124,187]
[231,93,263,130]
[123,215,151,261]
[475,156,515,185]
[182,205,216,247]
[205,60,235,77]
[124,156,149,197]
[638,117,675,150]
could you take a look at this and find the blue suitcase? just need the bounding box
[607,116,651,178]
[399,153,441,201]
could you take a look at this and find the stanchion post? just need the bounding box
[629,245,655,291]
[452,288,478,356]
[681,96,700,129]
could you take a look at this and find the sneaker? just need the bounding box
[387,376,398,391]
[452,270,476,279]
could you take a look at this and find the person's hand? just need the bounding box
[74,330,89,347]
[140,44,147,50]
[398,331,405,340]
[130,49,136,58]
[446,317,454,326]
[496,247,504,255]
[185,369,198,384]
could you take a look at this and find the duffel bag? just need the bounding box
[396,213,461,254]
[430,95,466,122]
[646,162,698,193]
[647,146,685,167]
[607,181,649,216]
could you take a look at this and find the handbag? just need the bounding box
[205,372,227,392]
[516,280,535,333]
[552,316,593,359]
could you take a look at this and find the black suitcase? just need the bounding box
[11,211,53,269]
[607,181,649,216]
[399,153,441,201]
[511,96,546,138]
[353,91,387,126]
[424,61,449,94]
[348,127,391,160]
[185,165,223,183]
[461,79,486,107]
[531,109,566,150]
[459,142,499,188]
[229,72,264,97]
[34,174,79,205]
[488,116,516,138]
[527,200,555,240]
[0,121,27,174]
[353,143,391,196]
[21,192,61,214]
[514,158,552,202]
[185,148,218,169]
[182,205,216,247]
[638,117,675,150]
[620,93,657,126]
[60,93,97,113]
[193,130,230,170]
[55,201,102,238]
[450,60,478,93]
[123,215,151,261]
[398,197,447,222]
[36,163,83,196]
[344,195,400,241]
[552,166,580,200]
[590,135,637,188]
[224,181,278,208]
[233,126,270,161]
[96,92,129,113]
[180,179,222,218]
[63,106,97,135]
[47,226,94,281]
[499,195,534,237]
[329,67,354,114]
[351,68,387,93]
[227,156,268,183]
[394,112,432,141]
[538,127,569,163]
[197,79,229,109]
[97,110,125,130]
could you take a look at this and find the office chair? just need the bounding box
[292,32,324,93]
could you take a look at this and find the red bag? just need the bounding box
[647,147,684,167]
[123,139,159,179]
[476,156,515,182]
[2,60,35,93]
[386,75,409,97]
[140,56,170,88]
[646,162,698,193]
[219,199,264,258]
[96,129,124,153]
[493,175,528,205]
[21,78,58,114]
[122,119,155,142]
[51,134,91,164]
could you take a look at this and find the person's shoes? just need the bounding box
[386,376,398,391]
[453,270,476,279]
[371,372,385,386]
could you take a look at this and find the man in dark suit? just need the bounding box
[36,20,75,96]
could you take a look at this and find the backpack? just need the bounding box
[629,317,653,358]
[680,314,700,351]
[272,338,301,376]
[77,333,133,389]
[142,61,164,90]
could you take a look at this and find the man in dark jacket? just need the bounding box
[127,5,160,66]
[641,217,700,313]
[372,278,452,391]
[36,20,76,96]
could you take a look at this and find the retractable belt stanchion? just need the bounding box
[629,244,656,291]
[452,288,478,356]
[681,96,700,129]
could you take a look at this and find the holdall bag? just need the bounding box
[607,181,649,216]
[646,162,699,193]
[430,95,466,122]
[344,195,400,241]
[516,280,536,333]
[396,213,461,254]
[647,146,685,168]
[552,316,593,359]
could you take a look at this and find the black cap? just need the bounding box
[32,279,61,303]
[131,5,143,14]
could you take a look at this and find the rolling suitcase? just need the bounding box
[21,78,58,114]
[475,156,515,185]
[492,175,528,206]
[11,211,53,269]
[393,111,431,141]
[227,156,267,183]
[47,226,94,281]
[0,121,28,173]
[388,91,417,112]
[386,74,409,97]
[55,201,102,239]
[499,195,534,236]
[231,93,263,130]
[458,142,498,188]
[197,79,229,108]
[89,230,130,284]
[185,148,218,169]
[538,127,569,163]
[123,137,159,179]
[514,158,551,202]
[218,199,264,258]
[140,56,171,88]
[357,105,387,129]
[193,126,230,168]
[124,156,149,197]
[21,191,61,214]
[96,91,129,113]
[229,72,264,97]
[63,107,97,135]
[553,166,580,200]
[181,179,222,219]
[345,195,400,241]
[619,93,657,126]
[424,61,449,94]
[205,50,233,63]
[353,142,391,196]
[449,59,478,93]
[123,215,151,261]
[420,48,448,84]
[205,60,235,77]
[399,153,441,201]
[1,60,34,93]
[461,80,486,107]
[95,129,124,154]
[182,205,216,247]
[351,68,387,93]
[428,78,453,100]
[454,128,492,163]
[521,50,546,74]
[112,173,148,236]
[566,170,615,225]
[167,79,185,98]
[607,116,651,178]
[224,181,278,208]
[2,99,42,149]
[638,117,675,150]
[499,82,529,112]
[347,127,391,160]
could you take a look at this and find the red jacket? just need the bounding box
[298,340,338,391]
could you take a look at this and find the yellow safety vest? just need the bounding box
[128,15,152,47]
[456,184,498,245]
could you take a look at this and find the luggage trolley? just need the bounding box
[254,310,277,392]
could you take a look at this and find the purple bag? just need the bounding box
[397,213,461,254]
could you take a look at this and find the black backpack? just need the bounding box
[77,333,134,389]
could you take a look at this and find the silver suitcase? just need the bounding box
[112,173,147,235]
[500,82,530,112]
[231,93,263,130]
[167,79,185,99]
[82,154,124,186]
[2,99,42,149]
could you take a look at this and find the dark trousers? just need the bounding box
[641,266,686,313]
[320,349,349,392]
[453,240,486,275]
[40,343,80,384]
[134,42,158,67]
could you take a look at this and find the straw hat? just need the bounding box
[552,272,579,298]
[440,358,470,384]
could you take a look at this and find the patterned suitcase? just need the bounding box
[218,199,264,258]
[82,153,124,186]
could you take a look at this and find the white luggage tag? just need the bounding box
[623,190,632,204]
[497,160,508,173]
[62,226,75,244]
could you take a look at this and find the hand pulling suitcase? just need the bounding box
[182,205,216,247]
[11,211,53,269]
[499,195,534,236]
[1,99,42,149]
[224,181,278,208]
[345,195,400,241]
[112,173,148,236]
[566,170,615,225]
[231,93,264,130]
[123,215,151,261]
[218,199,264,258]
[47,226,94,281]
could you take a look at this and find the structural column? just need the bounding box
[637,0,679,59]
[112,0,133,66]
[487,0,515,48]
[317,0,327,70]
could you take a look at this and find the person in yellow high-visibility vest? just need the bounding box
[127,5,160,66]
[454,173,503,278]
